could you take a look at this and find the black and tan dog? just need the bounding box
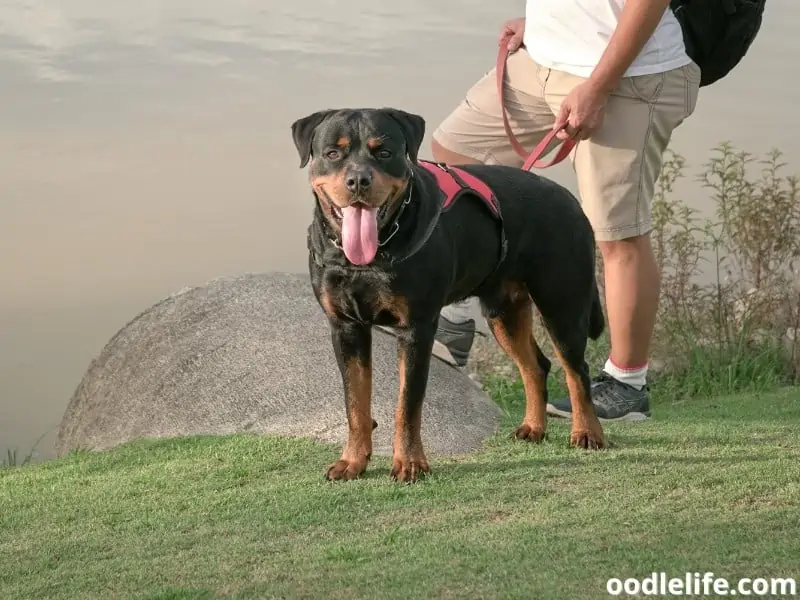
[291,107,606,483]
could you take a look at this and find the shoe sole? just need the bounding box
[432,339,462,368]
[546,404,651,422]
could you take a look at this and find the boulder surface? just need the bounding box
[54,272,501,457]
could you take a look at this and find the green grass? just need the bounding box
[656,342,798,398]
[2,385,800,600]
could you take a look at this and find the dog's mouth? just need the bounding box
[314,176,409,266]
[330,199,392,221]
[330,201,381,266]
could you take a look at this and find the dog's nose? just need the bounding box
[345,168,372,193]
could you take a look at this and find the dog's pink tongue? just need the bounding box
[341,205,379,265]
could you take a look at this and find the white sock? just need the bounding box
[603,358,648,390]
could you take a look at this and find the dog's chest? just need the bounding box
[322,269,407,328]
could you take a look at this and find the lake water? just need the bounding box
[2,0,798,460]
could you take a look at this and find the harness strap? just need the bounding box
[417,161,500,217]
[496,33,576,170]
[417,160,507,279]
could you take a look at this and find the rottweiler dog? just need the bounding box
[290,107,606,483]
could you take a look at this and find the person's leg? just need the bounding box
[435,298,479,367]
[599,235,660,384]
[543,61,701,421]
[430,49,561,367]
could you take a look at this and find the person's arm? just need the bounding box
[587,0,672,93]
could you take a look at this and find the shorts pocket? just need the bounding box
[628,72,665,103]
[682,61,702,85]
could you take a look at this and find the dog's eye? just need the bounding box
[325,149,341,160]
[376,149,392,159]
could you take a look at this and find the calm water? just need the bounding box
[2,0,798,460]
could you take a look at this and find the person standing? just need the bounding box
[432,0,701,422]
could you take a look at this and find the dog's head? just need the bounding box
[290,107,426,266]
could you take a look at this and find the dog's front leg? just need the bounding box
[325,318,374,481]
[391,320,436,483]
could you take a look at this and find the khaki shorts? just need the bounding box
[432,49,701,241]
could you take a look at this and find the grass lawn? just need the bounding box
[2,383,799,599]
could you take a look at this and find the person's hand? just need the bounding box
[553,81,610,141]
[500,18,525,52]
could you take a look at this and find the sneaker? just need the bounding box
[546,371,651,422]
[433,315,475,368]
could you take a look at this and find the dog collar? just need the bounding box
[376,176,413,248]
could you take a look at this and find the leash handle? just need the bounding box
[496,32,576,170]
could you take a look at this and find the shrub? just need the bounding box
[645,142,800,393]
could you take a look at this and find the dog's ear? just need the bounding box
[384,108,426,163]
[290,109,336,168]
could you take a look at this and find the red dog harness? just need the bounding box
[415,159,508,272]
[418,160,500,217]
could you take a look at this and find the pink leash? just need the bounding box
[496,33,576,170]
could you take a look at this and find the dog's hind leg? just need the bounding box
[481,282,552,443]
[538,307,605,450]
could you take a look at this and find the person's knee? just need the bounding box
[430,137,449,161]
[598,234,653,265]
[431,137,480,165]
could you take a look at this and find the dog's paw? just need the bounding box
[512,423,546,443]
[569,429,605,450]
[325,458,368,481]
[390,453,430,483]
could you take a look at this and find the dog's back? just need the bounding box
[433,163,599,313]
[451,163,594,254]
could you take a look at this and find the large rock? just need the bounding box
[54,272,501,457]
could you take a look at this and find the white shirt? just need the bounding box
[523,0,692,78]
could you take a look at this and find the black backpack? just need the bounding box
[670,0,766,87]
